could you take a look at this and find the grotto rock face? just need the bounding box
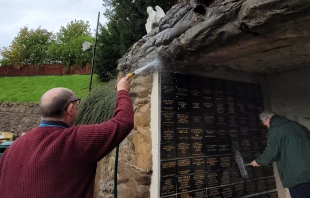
[119,0,310,74]
[96,0,310,197]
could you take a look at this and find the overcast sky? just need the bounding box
[0,0,107,50]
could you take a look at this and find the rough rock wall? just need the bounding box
[95,74,153,198]
[118,0,310,75]
[0,102,40,136]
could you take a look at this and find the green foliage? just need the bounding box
[0,75,104,102]
[0,27,54,67]
[48,20,94,69]
[95,0,177,81]
[75,79,116,124]
[0,20,94,70]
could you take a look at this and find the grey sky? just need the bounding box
[0,0,107,49]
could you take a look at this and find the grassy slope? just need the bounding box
[0,75,104,102]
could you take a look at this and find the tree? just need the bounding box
[95,0,177,81]
[0,27,54,67]
[48,20,94,69]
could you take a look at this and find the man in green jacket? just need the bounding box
[251,110,310,198]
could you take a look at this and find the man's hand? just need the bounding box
[250,160,260,167]
[117,76,130,92]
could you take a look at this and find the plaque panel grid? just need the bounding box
[160,73,277,198]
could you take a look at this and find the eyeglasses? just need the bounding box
[64,98,81,110]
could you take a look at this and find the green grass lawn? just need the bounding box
[0,75,105,102]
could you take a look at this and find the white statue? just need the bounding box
[145,6,165,34]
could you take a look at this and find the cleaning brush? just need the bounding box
[235,150,251,179]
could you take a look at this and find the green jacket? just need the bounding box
[256,115,310,188]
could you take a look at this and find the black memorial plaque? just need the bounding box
[251,139,261,151]
[216,115,227,126]
[205,128,217,140]
[219,155,231,169]
[191,157,206,173]
[227,102,236,114]
[176,128,190,142]
[161,143,176,159]
[220,169,231,185]
[176,87,189,98]
[217,140,231,154]
[190,101,202,113]
[257,194,269,198]
[248,114,258,126]
[162,99,176,111]
[265,177,276,191]
[217,128,229,139]
[191,141,204,156]
[192,189,207,198]
[207,170,220,187]
[229,128,239,140]
[192,173,207,190]
[236,103,247,114]
[257,178,267,193]
[205,143,217,155]
[256,167,264,178]
[240,139,251,152]
[202,101,215,113]
[161,160,177,178]
[161,73,175,85]
[245,180,257,195]
[163,196,177,198]
[176,113,190,127]
[203,114,216,126]
[177,100,189,112]
[162,112,175,124]
[221,185,234,198]
[207,187,221,198]
[191,128,204,141]
[160,177,177,196]
[177,159,191,175]
[268,191,278,198]
[231,163,244,183]
[233,182,245,197]
[227,115,238,127]
[202,89,213,100]
[189,89,201,98]
[177,175,192,193]
[161,126,175,143]
[215,102,226,114]
[177,142,191,157]
[263,165,274,177]
[162,86,175,97]
[190,115,203,128]
[177,192,192,198]
[240,126,249,138]
[238,115,248,126]
[207,156,220,171]
[162,196,176,198]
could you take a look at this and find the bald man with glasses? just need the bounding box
[0,77,134,198]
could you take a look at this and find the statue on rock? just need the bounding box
[145,6,165,34]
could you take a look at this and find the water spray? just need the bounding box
[126,59,161,78]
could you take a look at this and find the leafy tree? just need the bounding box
[48,20,94,70]
[0,27,54,67]
[95,0,177,81]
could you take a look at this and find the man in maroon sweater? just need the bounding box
[0,77,134,198]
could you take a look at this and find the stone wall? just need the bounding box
[94,73,154,198]
[0,102,40,136]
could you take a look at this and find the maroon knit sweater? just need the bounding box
[0,90,134,198]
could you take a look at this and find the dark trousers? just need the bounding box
[289,183,310,198]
